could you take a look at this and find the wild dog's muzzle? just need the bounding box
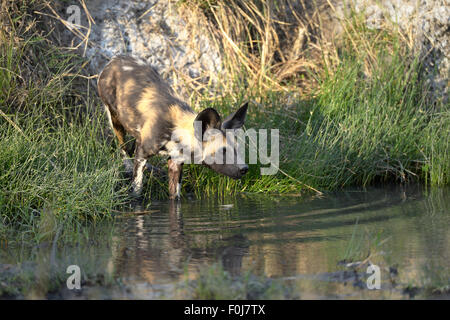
[203,162,249,179]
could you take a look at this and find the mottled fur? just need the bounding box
[97,55,248,199]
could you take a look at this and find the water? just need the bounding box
[1,185,449,299]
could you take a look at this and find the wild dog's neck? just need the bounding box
[165,105,201,163]
[169,104,197,133]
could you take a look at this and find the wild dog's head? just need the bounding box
[194,103,249,179]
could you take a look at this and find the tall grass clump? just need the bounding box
[177,263,290,299]
[0,1,127,242]
[177,0,321,96]
[174,2,448,195]
[297,12,449,188]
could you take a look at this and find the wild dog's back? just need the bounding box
[97,55,190,144]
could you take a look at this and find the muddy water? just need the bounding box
[1,186,449,299]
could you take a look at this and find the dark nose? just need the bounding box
[240,166,249,175]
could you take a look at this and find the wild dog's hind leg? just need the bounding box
[168,158,183,200]
[131,145,148,196]
[105,106,133,173]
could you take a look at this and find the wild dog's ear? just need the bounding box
[221,102,248,130]
[194,108,221,140]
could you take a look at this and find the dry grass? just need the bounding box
[34,0,423,103]
[178,0,325,97]
[36,0,330,100]
[174,0,421,104]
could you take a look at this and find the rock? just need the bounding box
[341,0,449,103]
[55,0,448,102]
[61,0,222,99]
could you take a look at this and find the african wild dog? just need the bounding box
[97,55,249,199]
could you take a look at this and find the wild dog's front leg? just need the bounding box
[168,158,183,200]
[131,146,147,196]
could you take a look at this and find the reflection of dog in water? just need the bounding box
[109,201,249,284]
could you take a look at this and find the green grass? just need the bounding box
[177,263,292,299]
[170,47,448,199]
[0,108,128,241]
[175,14,449,198]
[339,218,389,264]
[0,0,128,240]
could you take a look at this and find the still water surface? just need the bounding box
[2,185,449,299]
